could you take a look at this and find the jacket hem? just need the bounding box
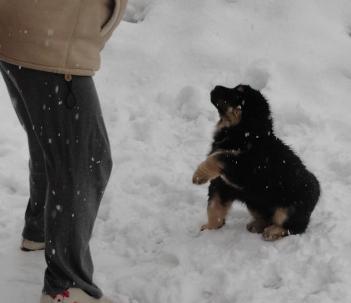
[0,53,95,76]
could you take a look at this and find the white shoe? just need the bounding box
[40,288,115,303]
[21,239,45,251]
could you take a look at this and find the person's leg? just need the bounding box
[0,61,112,298]
[23,156,46,244]
[0,67,46,244]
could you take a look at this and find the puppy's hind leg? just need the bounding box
[262,208,290,241]
[246,208,270,234]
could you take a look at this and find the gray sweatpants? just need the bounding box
[0,61,112,298]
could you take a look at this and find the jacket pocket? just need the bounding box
[100,0,121,37]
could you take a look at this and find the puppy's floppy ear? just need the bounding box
[240,86,274,136]
[210,86,233,113]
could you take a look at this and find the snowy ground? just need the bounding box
[1,0,351,302]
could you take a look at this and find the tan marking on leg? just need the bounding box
[193,154,223,185]
[272,208,288,227]
[262,225,289,241]
[246,209,269,233]
[220,175,243,190]
[201,194,233,231]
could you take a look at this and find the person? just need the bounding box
[0,0,128,302]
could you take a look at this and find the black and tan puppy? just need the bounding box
[193,84,320,241]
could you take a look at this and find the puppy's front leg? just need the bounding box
[201,194,233,231]
[192,153,223,185]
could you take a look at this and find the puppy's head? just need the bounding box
[211,84,272,133]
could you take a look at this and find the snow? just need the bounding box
[1,0,351,302]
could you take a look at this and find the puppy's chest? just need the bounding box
[212,130,244,151]
[223,154,273,187]
[220,174,244,191]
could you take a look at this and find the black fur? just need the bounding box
[208,84,320,235]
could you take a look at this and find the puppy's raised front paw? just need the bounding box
[192,156,222,185]
[192,167,210,185]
